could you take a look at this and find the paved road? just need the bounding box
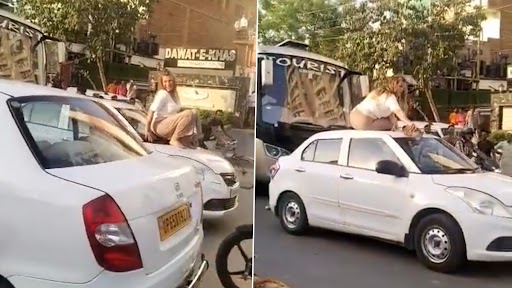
[201,129,254,288]
[254,195,512,288]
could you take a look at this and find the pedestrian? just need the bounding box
[443,125,459,147]
[145,69,199,149]
[107,80,118,94]
[477,130,496,157]
[202,109,235,149]
[455,127,475,159]
[127,80,137,99]
[117,80,127,96]
[495,133,512,177]
[465,106,475,128]
[448,108,459,125]
[456,108,466,126]
[349,75,415,132]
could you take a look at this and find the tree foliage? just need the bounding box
[258,0,485,120]
[258,0,347,59]
[17,0,156,90]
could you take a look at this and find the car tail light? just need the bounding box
[82,194,143,272]
[269,162,280,180]
[194,181,204,224]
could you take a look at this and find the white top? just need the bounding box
[355,92,400,119]
[149,89,181,123]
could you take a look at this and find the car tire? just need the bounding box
[278,192,309,235]
[414,213,467,273]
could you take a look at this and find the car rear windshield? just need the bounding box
[9,95,151,169]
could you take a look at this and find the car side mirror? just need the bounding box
[375,160,408,177]
[261,59,273,87]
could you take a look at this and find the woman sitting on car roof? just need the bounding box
[144,70,199,149]
[350,75,416,133]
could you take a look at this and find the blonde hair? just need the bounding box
[369,75,405,99]
[158,69,179,103]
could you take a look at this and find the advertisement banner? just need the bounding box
[164,48,237,71]
[177,86,237,112]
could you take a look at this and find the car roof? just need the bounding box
[96,98,138,109]
[311,129,437,139]
[65,87,128,100]
[0,79,89,99]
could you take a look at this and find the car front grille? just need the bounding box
[220,173,238,187]
[203,195,238,211]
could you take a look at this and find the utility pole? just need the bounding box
[425,0,440,122]
[475,0,482,90]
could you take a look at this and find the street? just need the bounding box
[201,129,254,288]
[254,195,512,288]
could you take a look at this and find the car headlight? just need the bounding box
[446,187,512,218]
[263,143,290,159]
[193,162,222,185]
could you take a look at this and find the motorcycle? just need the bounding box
[473,149,501,172]
[216,224,253,288]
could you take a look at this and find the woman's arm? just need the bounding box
[386,94,412,125]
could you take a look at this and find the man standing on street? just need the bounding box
[477,130,496,159]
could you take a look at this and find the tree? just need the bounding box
[403,0,485,121]
[334,0,484,120]
[258,0,346,58]
[17,0,156,90]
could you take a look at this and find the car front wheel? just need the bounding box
[278,192,309,235]
[414,213,467,273]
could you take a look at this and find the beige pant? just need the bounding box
[350,108,396,131]
[152,110,198,145]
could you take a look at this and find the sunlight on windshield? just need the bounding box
[68,110,147,156]
[395,137,477,174]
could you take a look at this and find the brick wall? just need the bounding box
[137,0,256,70]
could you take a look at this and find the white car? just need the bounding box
[269,129,512,273]
[91,98,240,219]
[0,80,207,288]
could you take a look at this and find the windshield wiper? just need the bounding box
[289,121,324,128]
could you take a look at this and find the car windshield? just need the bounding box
[117,107,147,136]
[10,96,151,169]
[394,137,478,174]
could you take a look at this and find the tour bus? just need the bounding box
[0,6,61,85]
[255,40,368,187]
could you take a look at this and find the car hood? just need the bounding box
[432,173,512,206]
[147,143,234,174]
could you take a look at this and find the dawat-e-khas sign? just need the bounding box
[164,48,237,71]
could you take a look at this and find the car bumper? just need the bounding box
[8,235,207,288]
[204,194,239,219]
[460,213,512,261]
[255,151,277,184]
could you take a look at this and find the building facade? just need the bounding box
[136,0,256,76]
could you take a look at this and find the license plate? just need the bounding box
[157,204,192,241]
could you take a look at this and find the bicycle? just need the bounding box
[221,139,254,177]
[216,224,253,288]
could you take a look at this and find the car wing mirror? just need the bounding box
[375,160,408,177]
[261,59,273,87]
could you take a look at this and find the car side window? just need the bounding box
[348,138,401,170]
[301,141,317,161]
[313,138,343,164]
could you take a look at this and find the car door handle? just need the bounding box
[340,174,354,180]
[294,167,306,173]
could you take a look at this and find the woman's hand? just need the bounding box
[145,129,154,143]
